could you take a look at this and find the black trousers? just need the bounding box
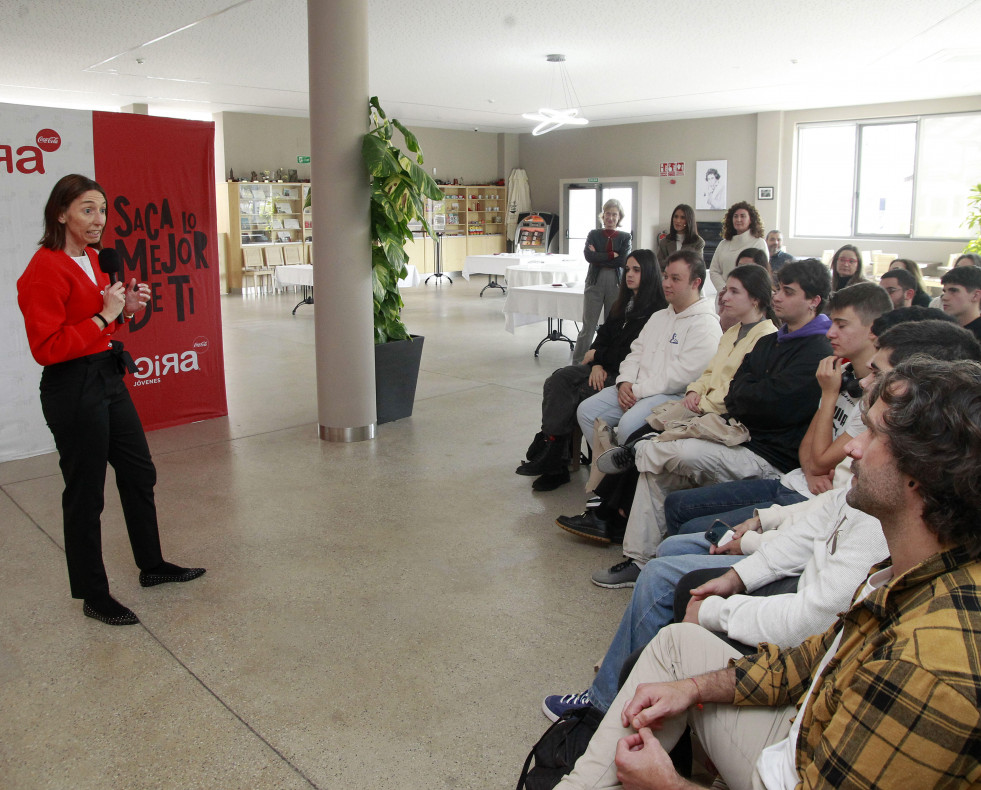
[541,364,613,436]
[40,350,163,599]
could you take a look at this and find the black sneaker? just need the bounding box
[555,510,610,543]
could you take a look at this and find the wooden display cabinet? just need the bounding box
[226,182,307,291]
[425,184,507,263]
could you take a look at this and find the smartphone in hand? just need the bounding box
[704,519,735,548]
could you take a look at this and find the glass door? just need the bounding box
[563,182,636,256]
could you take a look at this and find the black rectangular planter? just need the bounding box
[374,335,425,424]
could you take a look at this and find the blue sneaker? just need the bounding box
[542,690,592,722]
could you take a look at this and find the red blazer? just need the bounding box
[17,246,119,366]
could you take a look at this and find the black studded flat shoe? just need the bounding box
[139,563,207,588]
[83,597,140,626]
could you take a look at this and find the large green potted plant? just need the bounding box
[362,96,443,423]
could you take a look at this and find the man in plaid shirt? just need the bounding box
[556,357,981,790]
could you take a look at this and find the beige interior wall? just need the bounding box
[409,127,502,184]
[517,114,760,235]
[217,114,504,186]
[217,113,314,181]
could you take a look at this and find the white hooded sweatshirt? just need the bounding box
[615,297,722,399]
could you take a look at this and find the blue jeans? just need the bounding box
[664,478,809,539]
[576,387,677,448]
[587,535,741,712]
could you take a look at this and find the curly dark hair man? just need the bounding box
[865,357,981,558]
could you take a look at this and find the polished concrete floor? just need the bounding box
[0,276,633,790]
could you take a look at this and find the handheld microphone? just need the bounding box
[98,248,122,284]
[97,248,126,324]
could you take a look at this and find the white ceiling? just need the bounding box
[2,0,981,132]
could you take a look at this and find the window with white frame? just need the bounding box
[794,112,981,239]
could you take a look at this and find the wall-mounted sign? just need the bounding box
[587,177,599,182]
[297,155,311,164]
[659,162,685,177]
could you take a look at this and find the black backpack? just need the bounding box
[516,706,604,790]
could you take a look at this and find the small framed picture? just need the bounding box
[757,186,774,201]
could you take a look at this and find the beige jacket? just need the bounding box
[685,320,777,415]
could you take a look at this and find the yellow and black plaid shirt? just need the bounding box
[732,545,981,788]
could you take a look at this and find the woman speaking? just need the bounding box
[17,174,204,626]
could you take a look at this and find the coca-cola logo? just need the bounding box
[192,336,210,352]
[36,129,61,152]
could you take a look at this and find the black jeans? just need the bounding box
[41,350,163,599]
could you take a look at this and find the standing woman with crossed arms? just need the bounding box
[572,198,632,364]
[17,174,205,627]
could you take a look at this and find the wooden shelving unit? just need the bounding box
[226,182,309,291]
[418,184,506,272]
[223,181,503,287]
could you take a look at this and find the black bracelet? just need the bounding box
[93,313,109,329]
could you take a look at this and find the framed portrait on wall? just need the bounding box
[696,160,727,211]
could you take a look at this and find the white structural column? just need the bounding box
[308,0,376,442]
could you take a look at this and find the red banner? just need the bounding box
[92,112,227,430]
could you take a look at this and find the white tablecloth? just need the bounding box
[505,261,588,287]
[461,253,584,281]
[276,264,313,287]
[503,282,585,333]
[275,264,419,288]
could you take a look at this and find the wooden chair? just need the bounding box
[264,245,285,291]
[241,246,272,295]
[871,253,898,277]
[283,244,303,266]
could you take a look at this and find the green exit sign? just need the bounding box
[587,177,599,182]
[297,156,311,164]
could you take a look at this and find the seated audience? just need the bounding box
[655,204,704,269]
[888,257,932,306]
[557,265,776,543]
[543,319,981,727]
[665,316,980,539]
[543,487,887,722]
[653,282,890,539]
[954,252,981,268]
[878,267,917,309]
[829,244,866,293]
[766,230,793,273]
[708,202,769,292]
[587,260,832,589]
[553,357,981,790]
[516,250,667,491]
[575,251,721,448]
[941,264,981,339]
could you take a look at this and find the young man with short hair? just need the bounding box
[575,250,721,448]
[590,260,832,588]
[940,264,981,339]
[554,357,981,790]
[879,267,917,309]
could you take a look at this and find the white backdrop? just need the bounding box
[1,103,96,462]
